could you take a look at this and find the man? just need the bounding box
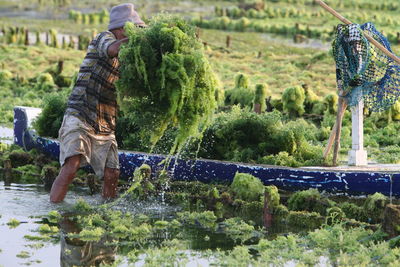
[50,3,146,203]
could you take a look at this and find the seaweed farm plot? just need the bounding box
[3,0,400,266]
[1,144,400,266]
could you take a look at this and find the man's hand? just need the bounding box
[107,38,129,58]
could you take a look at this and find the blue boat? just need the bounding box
[13,106,400,197]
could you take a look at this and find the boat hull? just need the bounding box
[14,107,400,196]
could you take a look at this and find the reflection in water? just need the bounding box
[59,217,116,267]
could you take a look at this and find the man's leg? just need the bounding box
[102,168,120,199]
[50,155,81,203]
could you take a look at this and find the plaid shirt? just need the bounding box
[66,31,120,134]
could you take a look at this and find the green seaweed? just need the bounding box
[282,86,305,118]
[46,210,62,224]
[16,251,30,259]
[177,211,217,230]
[125,164,155,200]
[33,92,68,138]
[363,193,388,223]
[326,206,346,225]
[38,224,58,235]
[340,202,367,222]
[24,235,51,241]
[230,172,264,202]
[257,233,318,265]
[117,15,219,154]
[253,83,269,112]
[7,218,21,228]
[264,185,280,210]
[34,73,56,93]
[313,93,338,115]
[260,151,300,167]
[8,150,33,167]
[383,204,400,238]
[221,217,256,244]
[14,164,41,183]
[73,227,105,242]
[287,211,324,229]
[72,198,93,213]
[287,189,334,215]
[232,199,264,223]
[225,73,255,108]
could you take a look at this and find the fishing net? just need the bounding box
[333,23,400,111]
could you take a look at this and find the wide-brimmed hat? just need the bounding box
[108,3,146,31]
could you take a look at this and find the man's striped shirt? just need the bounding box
[66,31,120,134]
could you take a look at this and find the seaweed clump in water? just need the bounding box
[117,15,219,154]
[287,188,334,215]
[33,92,68,138]
[230,172,264,202]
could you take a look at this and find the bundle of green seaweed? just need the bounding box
[117,15,219,154]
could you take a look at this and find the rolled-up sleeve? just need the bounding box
[97,32,118,59]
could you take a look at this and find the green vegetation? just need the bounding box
[287,188,334,215]
[33,92,68,138]
[1,1,400,165]
[18,172,400,266]
[282,85,305,117]
[196,0,400,45]
[230,172,264,201]
[68,9,109,25]
[196,107,326,166]
[46,211,62,224]
[16,251,30,259]
[2,143,400,266]
[2,1,400,265]
[117,15,219,154]
[253,83,269,112]
[225,73,254,108]
[0,45,82,126]
[7,218,21,228]
[38,224,58,235]
[125,164,156,200]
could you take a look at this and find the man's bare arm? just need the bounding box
[107,38,129,58]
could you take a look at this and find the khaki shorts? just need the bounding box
[58,115,119,178]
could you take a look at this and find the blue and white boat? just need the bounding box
[13,106,400,197]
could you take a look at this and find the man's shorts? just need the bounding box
[58,115,119,178]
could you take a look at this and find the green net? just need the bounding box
[333,23,400,111]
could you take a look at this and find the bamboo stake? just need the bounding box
[315,0,400,65]
[332,97,346,166]
[323,122,336,160]
[323,99,347,160]
[263,190,273,228]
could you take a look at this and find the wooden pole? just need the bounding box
[57,60,64,75]
[24,29,29,46]
[4,159,12,186]
[332,97,346,165]
[315,0,400,65]
[323,99,347,160]
[226,35,231,48]
[45,32,49,46]
[263,191,273,229]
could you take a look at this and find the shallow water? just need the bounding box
[0,182,102,266]
[0,181,244,266]
[0,126,13,145]
[261,33,331,50]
